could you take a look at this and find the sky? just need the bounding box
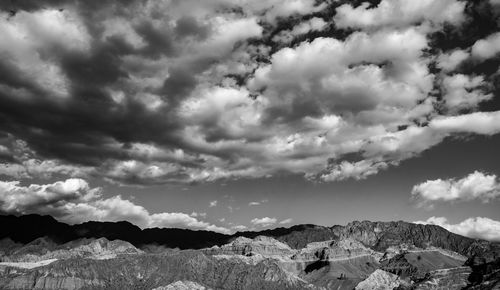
[0,0,499,241]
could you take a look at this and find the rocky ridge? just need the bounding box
[0,215,499,289]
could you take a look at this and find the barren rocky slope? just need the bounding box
[0,215,499,289]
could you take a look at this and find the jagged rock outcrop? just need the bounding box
[355,269,408,290]
[1,237,142,263]
[153,281,210,290]
[341,220,499,261]
[237,224,342,249]
[466,257,500,289]
[293,238,377,261]
[204,236,294,257]
[411,267,472,290]
[380,253,421,279]
[0,251,319,290]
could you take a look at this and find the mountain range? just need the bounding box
[0,214,499,289]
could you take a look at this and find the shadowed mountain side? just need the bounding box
[0,215,340,250]
[235,224,342,249]
[1,215,499,262]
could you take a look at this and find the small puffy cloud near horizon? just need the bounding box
[415,216,500,242]
[251,217,278,227]
[411,171,500,209]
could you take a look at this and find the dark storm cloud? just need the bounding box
[0,0,500,186]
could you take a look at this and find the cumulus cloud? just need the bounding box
[411,171,500,208]
[272,17,327,43]
[0,0,498,185]
[471,32,500,60]
[334,0,465,29]
[0,178,229,233]
[441,74,491,113]
[415,216,500,242]
[437,49,470,72]
[250,217,277,227]
[429,111,500,136]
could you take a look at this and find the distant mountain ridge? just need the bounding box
[1,214,500,289]
[1,214,498,260]
[0,214,341,249]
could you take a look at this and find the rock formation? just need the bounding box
[1,214,499,289]
[355,269,408,290]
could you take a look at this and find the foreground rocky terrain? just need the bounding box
[0,215,499,289]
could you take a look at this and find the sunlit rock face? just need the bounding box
[0,237,142,263]
[292,238,378,261]
[204,236,295,257]
[355,269,408,290]
[153,281,209,290]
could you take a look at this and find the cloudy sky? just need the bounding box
[0,0,499,240]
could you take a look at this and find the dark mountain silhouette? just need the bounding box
[2,215,499,259]
[0,214,342,250]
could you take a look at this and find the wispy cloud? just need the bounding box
[279,218,293,225]
[248,199,269,206]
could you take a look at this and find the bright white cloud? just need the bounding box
[320,159,390,182]
[250,217,277,227]
[241,0,326,23]
[430,111,500,136]
[334,0,465,29]
[0,9,90,98]
[272,17,327,43]
[415,216,500,242]
[471,32,500,60]
[441,74,492,113]
[437,49,470,72]
[412,171,500,208]
[0,178,229,233]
